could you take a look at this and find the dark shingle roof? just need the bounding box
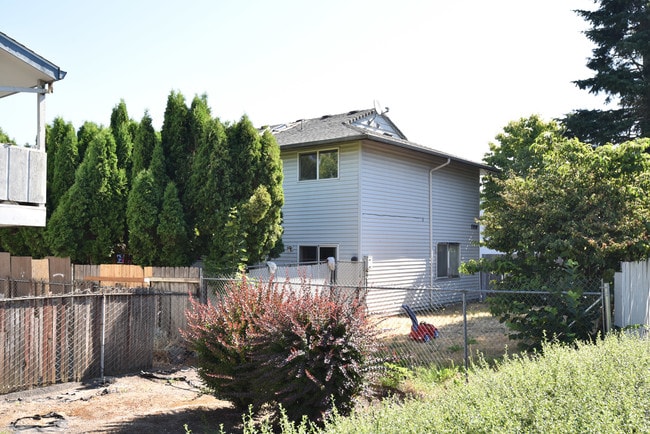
[267,109,380,146]
[265,108,493,171]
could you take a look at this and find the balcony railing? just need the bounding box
[0,144,46,227]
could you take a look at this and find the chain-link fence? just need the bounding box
[202,273,607,371]
[0,270,608,394]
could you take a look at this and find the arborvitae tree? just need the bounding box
[562,0,650,146]
[158,181,190,266]
[186,116,230,261]
[184,96,226,255]
[160,91,190,194]
[224,117,284,266]
[206,207,247,274]
[46,128,127,263]
[0,227,49,256]
[126,169,160,266]
[48,117,79,212]
[227,115,261,202]
[0,119,79,257]
[76,121,100,164]
[149,141,169,201]
[131,111,158,180]
[249,129,284,262]
[109,100,133,177]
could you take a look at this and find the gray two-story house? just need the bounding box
[267,108,492,312]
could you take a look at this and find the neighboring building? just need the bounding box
[0,31,67,227]
[267,108,493,312]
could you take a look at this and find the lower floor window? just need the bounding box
[437,242,460,278]
[299,245,337,264]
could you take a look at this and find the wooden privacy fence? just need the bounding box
[0,288,200,394]
[0,259,202,394]
[0,253,201,297]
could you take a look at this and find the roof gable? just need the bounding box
[267,108,407,147]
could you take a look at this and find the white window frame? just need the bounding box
[298,245,338,264]
[298,148,339,181]
[437,242,460,278]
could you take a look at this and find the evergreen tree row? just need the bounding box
[0,91,284,273]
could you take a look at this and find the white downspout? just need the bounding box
[429,158,451,289]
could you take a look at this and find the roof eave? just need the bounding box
[0,32,67,83]
[279,132,494,172]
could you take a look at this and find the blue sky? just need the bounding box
[1,0,606,161]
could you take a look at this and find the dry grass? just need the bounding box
[373,301,515,367]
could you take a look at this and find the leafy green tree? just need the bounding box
[158,181,190,266]
[126,169,160,265]
[562,0,650,146]
[46,128,127,263]
[481,116,650,276]
[0,127,16,144]
[466,116,650,348]
[131,111,158,180]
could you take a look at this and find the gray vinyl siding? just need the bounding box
[276,142,360,265]
[276,138,482,314]
[430,163,481,291]
[359,142,481,312]
[359,144,430,289]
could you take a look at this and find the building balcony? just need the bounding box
[0,144,46,227]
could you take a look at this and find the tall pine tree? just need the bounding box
[562,0,650,146]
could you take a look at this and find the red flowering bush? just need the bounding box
[183,276,382,424]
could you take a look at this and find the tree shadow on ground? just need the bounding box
[99,406,244,434]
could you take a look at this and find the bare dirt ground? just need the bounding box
[0,302,512,434]
[0,368,241,434]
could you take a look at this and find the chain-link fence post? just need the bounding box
[603,281,612,334]
[462,291,469,382]
[100,292,106,383]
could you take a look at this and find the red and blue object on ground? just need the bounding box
[402,304,439,342]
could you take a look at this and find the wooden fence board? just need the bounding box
[11,256,32,297]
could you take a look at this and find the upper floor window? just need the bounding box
[437,242,460,278]
[299,149,338,180]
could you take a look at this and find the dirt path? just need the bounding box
[0,368,242,434]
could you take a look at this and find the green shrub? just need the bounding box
[313,332,650,433]
[184,276,383,425]
[183,275,281,410]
